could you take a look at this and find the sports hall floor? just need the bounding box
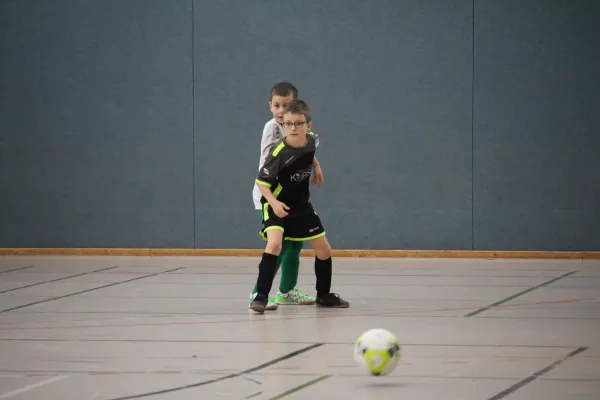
[0,254,598,399]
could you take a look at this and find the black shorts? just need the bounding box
[259,203,326,241]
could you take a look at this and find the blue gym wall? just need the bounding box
[1,0,598,251]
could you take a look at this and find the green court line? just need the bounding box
[268,375,331,400]
[465,270,578,317]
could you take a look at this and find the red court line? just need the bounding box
[0,297,594,332]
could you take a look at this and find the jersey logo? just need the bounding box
[289,166,312,183]
[262,168,269,176]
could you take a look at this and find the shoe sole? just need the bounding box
[316,303,350,308]
[277,301,316,305]
[248,305,278,311]
[249,304,266,313]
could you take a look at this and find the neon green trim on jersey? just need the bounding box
[285,232,326,241]
[265,226,284,232]
[272,141,285,157]
[260,184,282,223]
[256,179,271,187]
[260,225,284,241]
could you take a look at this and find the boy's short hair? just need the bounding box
[270,81,298,100]
[284,100,311,122]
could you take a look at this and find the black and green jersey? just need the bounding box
[255,133,317,212]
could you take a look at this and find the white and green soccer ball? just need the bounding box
[354,328,401,376]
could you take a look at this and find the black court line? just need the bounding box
[106,343,324,400]
[0,266,119,294]
[244,376,262,385]
[487,346,589,400]
[168,271,586,278]
[81,281,585,288]
[465,270,579,317]
[0,338,579,349]
[1,369,596,383]
[268,375,330,400]
[4,312,600,323]
[0,266,34,274]
[0,267,185,314]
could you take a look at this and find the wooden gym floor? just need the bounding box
[0,255,598,399]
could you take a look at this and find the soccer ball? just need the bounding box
[353,328,401,376]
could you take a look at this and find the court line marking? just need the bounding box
[0,266,119,294]
[244,376,262,385]
[487,346,589,400]
[465,270,579,317]
[2,311,599,330]
[0,267,185,314]
[268,375,331,400]
[0,340,580,349]
[0,266,34,275]
[0,375,68,399]
[104,343,324,400]
[165,271,591,277]
[0,370,598,382]
[0,296,592,332]
[34,282,593,289]
[6,299,599,316]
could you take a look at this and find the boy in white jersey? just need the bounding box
[248,82,324,310]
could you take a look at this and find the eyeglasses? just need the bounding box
[282,121,307,128]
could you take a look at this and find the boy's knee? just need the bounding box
[266,241,282,256]
[315,242,331,260]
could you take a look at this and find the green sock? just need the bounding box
[279,240,303,293]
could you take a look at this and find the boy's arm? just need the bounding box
[256,183,289,217]
[259,124,282,165]
[312,156,324,186]
[255,148,283,206]
[309,132,324,185]
[256,151,289,216]
[257,183,278,206]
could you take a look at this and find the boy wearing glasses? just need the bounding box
[248,82,323,310]
[249,100,349,313]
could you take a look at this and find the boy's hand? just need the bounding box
[271,201,290,218]
[312,165,324,186]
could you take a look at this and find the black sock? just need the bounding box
[256,252,278,297]
[315,256,332,297]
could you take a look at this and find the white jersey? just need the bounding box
[252,119,284,209]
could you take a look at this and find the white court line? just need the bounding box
[0,375,68,399]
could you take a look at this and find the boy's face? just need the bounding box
[282,112,312,138]
[269,94,294,124]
